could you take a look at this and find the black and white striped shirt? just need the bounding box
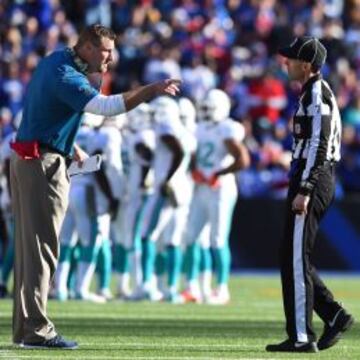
[292,74,341,195]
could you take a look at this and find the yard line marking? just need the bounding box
[0,357,281,360]
[48,317,283,326]
[78,343,257,348]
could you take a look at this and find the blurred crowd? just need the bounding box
[1,0,360,197]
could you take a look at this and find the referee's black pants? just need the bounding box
[281,162,342,343]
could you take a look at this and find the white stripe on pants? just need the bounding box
[293,214,308,343]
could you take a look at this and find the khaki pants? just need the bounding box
[10,151,70,343]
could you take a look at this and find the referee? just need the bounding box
[266,37,354,353]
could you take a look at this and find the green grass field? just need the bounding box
[0,275,359,359]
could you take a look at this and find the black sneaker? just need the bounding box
[266,339,318,353]
[23,335,78,350]
[318,309,355,350]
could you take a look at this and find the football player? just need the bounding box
[54,114,106,302]
[138,97,188,301]
[112,103,155,298]
[183,89,250,304]
[86,114,123,300]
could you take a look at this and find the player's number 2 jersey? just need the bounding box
[195,119,245,179]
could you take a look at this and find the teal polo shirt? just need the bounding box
[17,48,99,156]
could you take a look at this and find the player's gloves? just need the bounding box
[207,174,220,189]
[191,169,207,184]
[192,169,220,188]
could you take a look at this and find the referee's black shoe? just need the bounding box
[266,339,318,353]
[318,309,355,351]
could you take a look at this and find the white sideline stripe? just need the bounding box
[52,314,265,319]
[0,357,279,360]
[0,358,278,360]
[37,321,282,328]
[293,214,308,342]
[0,343,260,348]
[0,343,263,348]
[79,343,256,348]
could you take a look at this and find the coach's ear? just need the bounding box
[85,40,94,52]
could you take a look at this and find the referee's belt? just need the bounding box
[289,159,337,179]
[294,159,337,166]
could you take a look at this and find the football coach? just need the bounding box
[10,24,180,350]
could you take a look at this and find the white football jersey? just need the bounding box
[0,131,15,162]
[0,131,15,211]
[71,126,93,186]
[153,119,183,188]
[195,119,245,179]
[120,129,132,180]
[168,125,197,204]
[87,126,123,214]
[122,128,155,199]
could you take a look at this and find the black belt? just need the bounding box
[293,159,337,167]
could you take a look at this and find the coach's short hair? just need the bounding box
[76,24,117,48]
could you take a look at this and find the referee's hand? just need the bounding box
[292,194,310,215]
